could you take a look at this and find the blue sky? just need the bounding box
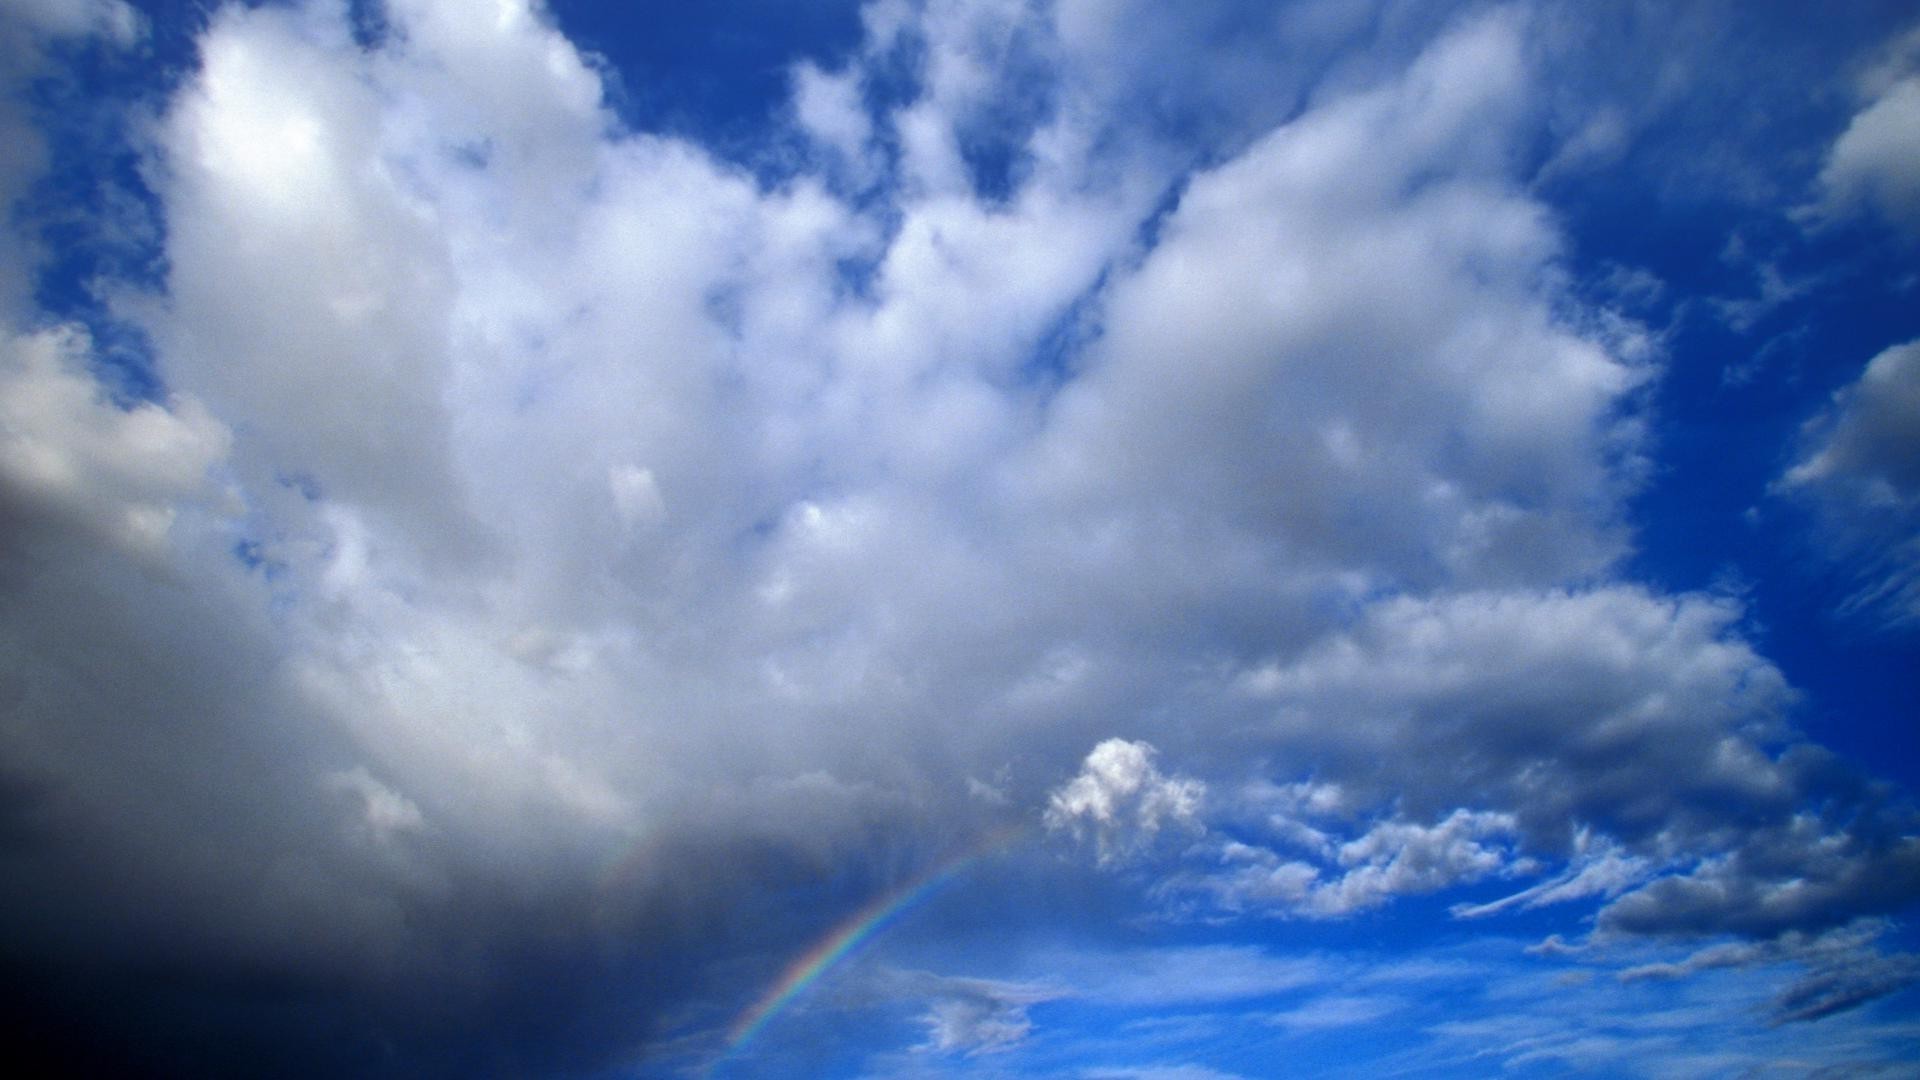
[2,1,1919,1076]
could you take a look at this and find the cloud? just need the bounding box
[1058,585,1918,939]
[1028,7,1648,598]
[1266,993,1400,1031]
[1038,945,1323,1009]
[4,0,140,44]
[910,975,1061,1056]
[1159,797,1527,919]
[1817,75,1920,232]
[0,0,1915,1074]
[1777,339,1920,623]
[1231,586,1800,844]
[1612,921,1920,1026]
[0,324,229,558]
[1784,340,1920,504]
[1079,1067,1254,1080]
[1769,951,1920,1024]
[1046,739,1205,864]
[1450,832,1653,919]
[1597,823,1920,941]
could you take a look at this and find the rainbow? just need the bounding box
[708,822,1028,1072]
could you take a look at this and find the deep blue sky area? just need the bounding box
[3,1,1918,1078]
[549,0,865,144]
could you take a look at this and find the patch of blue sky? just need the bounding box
[16,28,177,402]
[1504,13,1920,790]
[1568,214,1920,788]
[547,0,865,150]
[733,926,1920,1078]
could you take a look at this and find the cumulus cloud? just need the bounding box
[1232,587,1801,844]
[1046,739,1205,864]
[1060,585,1915,941]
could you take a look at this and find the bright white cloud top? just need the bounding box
[1,0,1917,1076]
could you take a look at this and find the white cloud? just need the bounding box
[1159,800,1526,919]
[0,325,229,557]
[1047,739,1205,865]
[1267,993,1400,1031]
[1818,76,1920,232]
[1777,339,1920,622]
[1783,340,1920,505]
[1609,920,1920,1026]
[149,5,482,565]
[1049,945,1324,1008]
[1451,831,1654,919]
[913,976,1060,1056]
[792,60,876,182]
[1598,820,1920,941]
[1318,809,1522,914]
[1058,585,1915,938]
[1026,8,1648,597]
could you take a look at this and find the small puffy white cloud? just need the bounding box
[1046,739,1204,864]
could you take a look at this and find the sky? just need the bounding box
[2,0,1919,1076]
